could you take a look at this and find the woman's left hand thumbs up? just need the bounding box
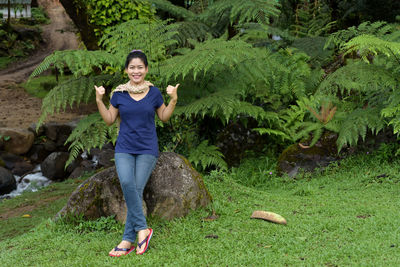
[166,84,179,101]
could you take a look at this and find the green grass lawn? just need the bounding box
[20,75,71,98]
[0,153,399,266]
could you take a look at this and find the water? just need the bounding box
[0,151,98,200]
[0,165,52,199]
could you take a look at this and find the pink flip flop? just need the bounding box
[109,246,135,257]
[137,228,153,255]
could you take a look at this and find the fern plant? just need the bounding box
[200,0,280,26]
[339,33,400,139]
[64,113,119,167]
[36,74,123,128]
[336,107,385,150]
[158,35,315,148]
[35,0,400,170]
[311,28,400,151]
[325,21,400,50]
[290,0,335,37]
[188,140,227,170]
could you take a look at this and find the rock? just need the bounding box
[55,167,134,223]
[88,147,115,168]
[277,132,338,177]
[44,121,75,142]
[41,152,70,181]
[27,144,51,164]
[97,149,115,168]
[0,152,24,170]
[28,123,45,137]
[43,120,80,151]
[0,167,16,195]
[43,140,57,152]
[251,210,287,225]
[144,152,212,220]
[56,152,212,222]
[0,128,35,155]
[65,156,82,174]
[68,160,95,179]
[68,166,87,179]
[215,119,267,167]
[12,161,34,176]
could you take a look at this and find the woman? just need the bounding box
[95,50,179,257]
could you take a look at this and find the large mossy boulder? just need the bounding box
[277,132,339,177]
[55,166,127,222]
[56,152,212,222]
[144,152,212,220]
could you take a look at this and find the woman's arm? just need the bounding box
[95,85,119,126]
[156,84,179,122]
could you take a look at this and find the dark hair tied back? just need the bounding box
[125,50,148,69]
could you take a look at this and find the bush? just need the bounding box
[31,7,50,24]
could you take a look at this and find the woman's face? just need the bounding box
[125,58,148,85]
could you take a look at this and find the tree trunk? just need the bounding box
[7,0,11,25]
[58,0,99,50]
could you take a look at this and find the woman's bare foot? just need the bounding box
[136,229,151,254]
[109,240,133,257]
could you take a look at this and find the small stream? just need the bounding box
[0,152,98,200]
[0,165,52,200]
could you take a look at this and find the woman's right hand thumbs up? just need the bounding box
[94,85,105,101]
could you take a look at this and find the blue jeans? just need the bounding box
[115,153,157,243]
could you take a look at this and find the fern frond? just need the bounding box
[201,0,280,26]
[188,140,227,170]
[175,88,272,124]
[159,38,254,80]
[336,108,385,150]
[219,48,311,106]
[148,0,196,20]
[280,94,341,145]
[252,128,292,141]
[100,19,178,63]
[173,20,214,46]
[65,113,119,167]
[342,34,400,63]
[381,89,400,134]
[293,121,323,144]
[37,74,116,128]
[318,61,397,96]
[29,50,120,79]
[325,21,398,50]
[290,1,334,38]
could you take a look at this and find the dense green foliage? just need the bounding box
[73,0,155,36]
[0,8,47,68]
[30,0,400,170]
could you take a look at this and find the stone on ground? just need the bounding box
[0,128,34,155]
[0,166,16,195]
[41,152,70,181]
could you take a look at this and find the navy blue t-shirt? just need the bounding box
[110,86,164,157]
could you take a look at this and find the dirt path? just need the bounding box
[0,0,96,129]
